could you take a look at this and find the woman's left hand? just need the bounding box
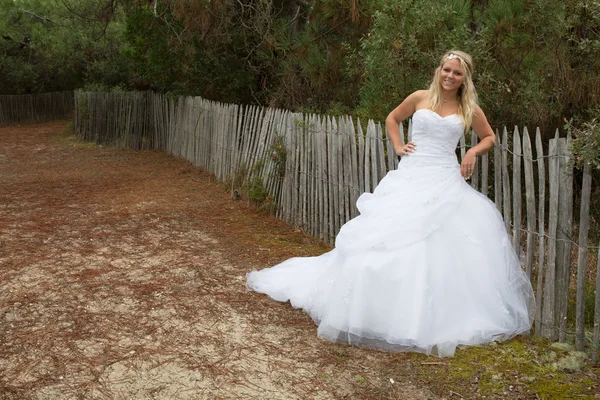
[460,150,477,179]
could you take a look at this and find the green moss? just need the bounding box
[415,337,599,399]
[533,375,596,399]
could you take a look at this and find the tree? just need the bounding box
[0,0,129,93]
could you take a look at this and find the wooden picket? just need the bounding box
[0,91,74,126]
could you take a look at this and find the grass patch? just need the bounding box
[52,121,97,149]
[404,336,599,399]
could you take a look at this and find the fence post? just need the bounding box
[522,127,536,281]
[542,131,560,340]
[556,134,574,342]
[534,128,546,336]
[575,163,592,351]
[512,126,522,254]
[502,127,512,233]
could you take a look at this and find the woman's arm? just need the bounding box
[385,90,427,155]
[469,105,496,155]
[461,105,496,178]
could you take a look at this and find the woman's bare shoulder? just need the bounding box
[409,90,428,109]
[412,90,428,99]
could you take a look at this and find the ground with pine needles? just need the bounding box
[0,121,598,400]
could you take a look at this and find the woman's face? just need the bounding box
[440,59,466,93]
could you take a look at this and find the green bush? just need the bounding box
[568,106,600,170]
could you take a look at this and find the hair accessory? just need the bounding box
[446,53,460,60]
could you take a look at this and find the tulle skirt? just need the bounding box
[247,154,534,357]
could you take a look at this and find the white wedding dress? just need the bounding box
[246,108,534,357]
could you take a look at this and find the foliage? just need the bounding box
[359,0,473,120]
[567,105,600,169]
[270,133,287,179]
[2,0,600,135]
[248,174,269,204]
[227,158,278,214]
[0,0,130,94]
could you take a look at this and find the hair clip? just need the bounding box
[446,53,460,60]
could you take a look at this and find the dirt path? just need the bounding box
[0,122,440,399]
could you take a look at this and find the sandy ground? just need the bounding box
[0,122,440,400]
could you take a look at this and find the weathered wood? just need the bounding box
[385,125,397,172]
[471,131,479,190]
[282,112,297,224]
[557,134,574,343]
[331,117,341,236]
[299,115,309,233]
[575,163,592,351]
[593,240,600,362]
[357,119,366,195]
[0,91,74,126]
[341,118,352,224]
[239,105,256,169]
[398,121,404,170]
[246,106,264,174]
[494,130,502,211]
[375,122,386,183]
[361,121,371,194]
[278,112,293,222]
[253,107,274,177]
[229,104,242,180]
[534,128,546,336]
[501,127,512,233]
[196,97,206,169]
[291,114,302,228]
[347,116,360,219]
[512,127,522,254]
[224,103,235,179]
[368,120,378,190]
[264,110,284,209]
[218,102,230,180]
[327,116,336,244]
[317,116,328,242]
[307,116,316,237]
[522,127,536,281]
[542,133,560,340]
[229,103,240,181]
[273,110,289,211]
[481,151,489,197]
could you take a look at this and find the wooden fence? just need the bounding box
[72,90,599,359]
[0,91,74,126]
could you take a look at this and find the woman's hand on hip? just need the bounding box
[395,142,416,156]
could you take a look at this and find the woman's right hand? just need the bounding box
[395,141,416,156]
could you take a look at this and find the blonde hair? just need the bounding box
[427,50,478,132]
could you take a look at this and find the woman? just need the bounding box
[247,50,534,357]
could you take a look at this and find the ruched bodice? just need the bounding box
[403,108,464,166]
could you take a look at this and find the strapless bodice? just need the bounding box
[402,109,464,165]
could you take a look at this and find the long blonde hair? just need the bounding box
[427,50,478,132]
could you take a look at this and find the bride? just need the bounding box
[246,50,534,357]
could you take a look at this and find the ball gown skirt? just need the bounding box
[246,109,534,357]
